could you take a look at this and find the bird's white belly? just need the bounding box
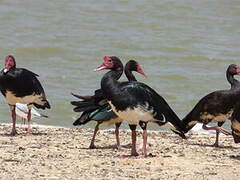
[5,91,42,105]
[109,101,154,125]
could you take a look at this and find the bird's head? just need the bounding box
[125,60,146,77]
[3,55,16,73]
[227,64,240,76]
[94,56,123,72]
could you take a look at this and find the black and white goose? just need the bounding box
[94,56,186,157]
[0,55,50,135]
[71,60,146,149]
[182,64,240,147]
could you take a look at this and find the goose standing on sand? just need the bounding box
[182,64,240,147]
[94,56,186,157]
[71,60,146,149]
[0,55,50,135]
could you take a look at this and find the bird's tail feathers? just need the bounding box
[74,105,98,113]
[71,100,94,107]
[71,92,93,101]
[73,111,92,126]
[171,129,187,139]
[158,98,187,137]
[40,114,48,118]
[160,121,186,139]
[33,100,50,109]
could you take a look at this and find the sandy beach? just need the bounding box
[0,123,240,180]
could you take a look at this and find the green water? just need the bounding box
[0,0,239,130]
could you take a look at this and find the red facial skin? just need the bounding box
[236,66,240,75]
[4,55,15,73]
[94,56,114,72]
[137,64,146,77]
[94,56,146,77]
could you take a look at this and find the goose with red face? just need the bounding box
[0,55,50,135]
[71,60,146,149]
[94,56,186,157]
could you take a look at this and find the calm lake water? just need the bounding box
[0,0,239,130]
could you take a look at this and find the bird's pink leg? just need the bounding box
[142,129,148,157]
[202,124,231,135]
[89,122,102,149]
[26,109,32,135]
[130,129,139,156]
[9,105,17,136]
[121,125,139,157]
[213,131,220,147]
[115,123,122,150]
[202,124,231,147]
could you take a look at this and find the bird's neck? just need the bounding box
[227,73,240,89]
[125,69,137,81]
[181,115,196,133]
[101,69,123,98]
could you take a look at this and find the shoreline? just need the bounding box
[0,121,218,134]
[0,123,240,179]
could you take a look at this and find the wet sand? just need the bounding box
[0,123,239,180]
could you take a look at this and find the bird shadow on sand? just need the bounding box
[229,155,240,160]
[80,143,132,150]
[0,132,48,137]
[115,153,157,159]
[187,142,237,149]
[29,132,48,136]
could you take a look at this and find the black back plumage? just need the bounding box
[71,59,143,126]
[0,56,50,110]
[98,57,186,138]
[0,68,44,97]
[107,81,186,133]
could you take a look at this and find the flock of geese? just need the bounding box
[0,55,240,157]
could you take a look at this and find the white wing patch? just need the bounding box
[108,101,155,125]
[5,91,45,106]
[108,101,179,131]
[160,113,166,123]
